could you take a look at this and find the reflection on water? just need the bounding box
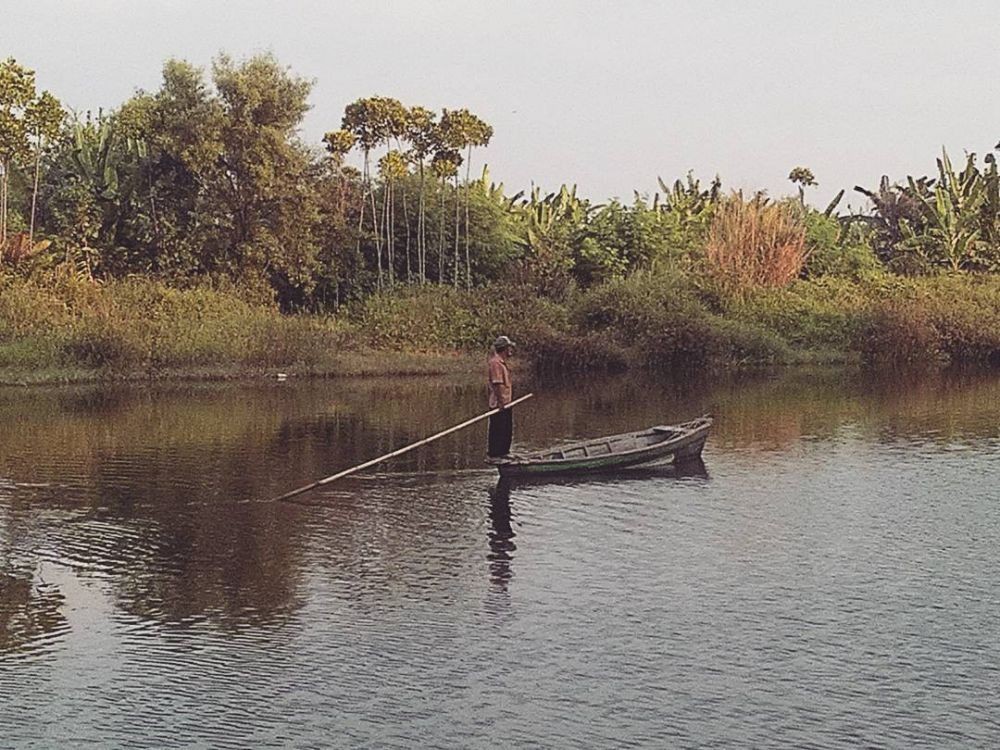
[1,369,999,747]
[487,479,515,592]
[0,568,68,659]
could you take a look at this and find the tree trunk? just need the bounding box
[418,163,426,282]
[384,178,393,286]
[29,143,42,244]
[453,174,460,288]
[438,178,445,284]
[1,162,7,244]
[368,157,383,290]
[465,145,473,289]
[402,183,411,282]
[361,152,381,290]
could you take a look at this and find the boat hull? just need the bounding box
[494,417,712,478]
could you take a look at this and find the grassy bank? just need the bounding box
[1,270,999,385]
[0,273,481,385]
[351,271,1000,372]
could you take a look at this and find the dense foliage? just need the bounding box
[1,53,999,375]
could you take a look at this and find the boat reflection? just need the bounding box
[502,457,709,488]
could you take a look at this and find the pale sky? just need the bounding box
[4,0,1000,207]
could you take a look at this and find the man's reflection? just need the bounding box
[487,478,515,592]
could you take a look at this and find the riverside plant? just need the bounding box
[704,193,807,296]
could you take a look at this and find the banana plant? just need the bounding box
[905,149,985,272]
[980,152,1000,268]
[517,183,590,252]
[656,172,720,218]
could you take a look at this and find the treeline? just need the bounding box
[1,53,1000,317]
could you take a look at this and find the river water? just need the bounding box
[1,369,998,748]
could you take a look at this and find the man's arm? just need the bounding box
[491,380,506,409]
[489,359,507,408]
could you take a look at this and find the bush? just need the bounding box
[351,283,569,352]
[731,277,870,352]
[61,326,141,368]
[0,272,351,373]
[527,325,629,373]
[858,301,944,368]
[856,275,1000,368]
[573,270,789,367]
[803,214,882,279]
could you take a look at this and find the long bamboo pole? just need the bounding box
[272,392,534,503]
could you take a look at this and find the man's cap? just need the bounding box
[493,335,516,350]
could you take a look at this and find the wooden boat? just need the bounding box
[491,416,712,478]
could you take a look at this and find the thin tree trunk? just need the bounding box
[418,163,426,282]
[438,178,445,284]
[453,174,460,288]
[29,143,42,244]
[1,163,7,244]
[383,178,393,286]
[465,145,473,289]
[402,183,411,282]
[360,152,381,290]
[367,156,383,290]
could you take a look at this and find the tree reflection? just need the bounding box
[0,568,67,657]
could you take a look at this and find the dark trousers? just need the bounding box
[488,409,513,457]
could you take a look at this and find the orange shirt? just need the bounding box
[487,352,512,408]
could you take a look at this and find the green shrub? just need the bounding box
[858,301,944,368]
[708,317,792,366]
[803,214,882,279]
[61,325,142,368]
[527,325,629,373]
[732,277,870,352]
[855,276,1000,368]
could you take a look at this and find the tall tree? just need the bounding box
[0,58,35,244]
[439,108,493,287]
[24,90,64,243]
[118,59,224,273]
[431,148,460,284]
[376,98,408,285]
[407,106,436,282]
[378,148,407,283]
[211,53,319,299]
[322,127,356,210]
[343,97,389,287]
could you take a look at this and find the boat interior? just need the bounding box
[536,426,682,461]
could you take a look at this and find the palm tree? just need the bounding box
[378,149,407,283]
[431,148,460,284]
[407,106,436,282]
[342,98,385,287]
[439,108,493,287]
[24,92,63,242]
[788,166,817,206]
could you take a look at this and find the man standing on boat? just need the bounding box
[487,335,515,458]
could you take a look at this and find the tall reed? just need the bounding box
[705,193,807,295]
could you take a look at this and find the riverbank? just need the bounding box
[0,351,482,387]
[1,270,998,386]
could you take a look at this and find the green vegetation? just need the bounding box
[0,53,999,383]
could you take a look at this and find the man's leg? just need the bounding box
[499,408,513,455]
[487,410,514,457]
[488,413,503,457]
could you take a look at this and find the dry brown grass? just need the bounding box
[705,193,807,295]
